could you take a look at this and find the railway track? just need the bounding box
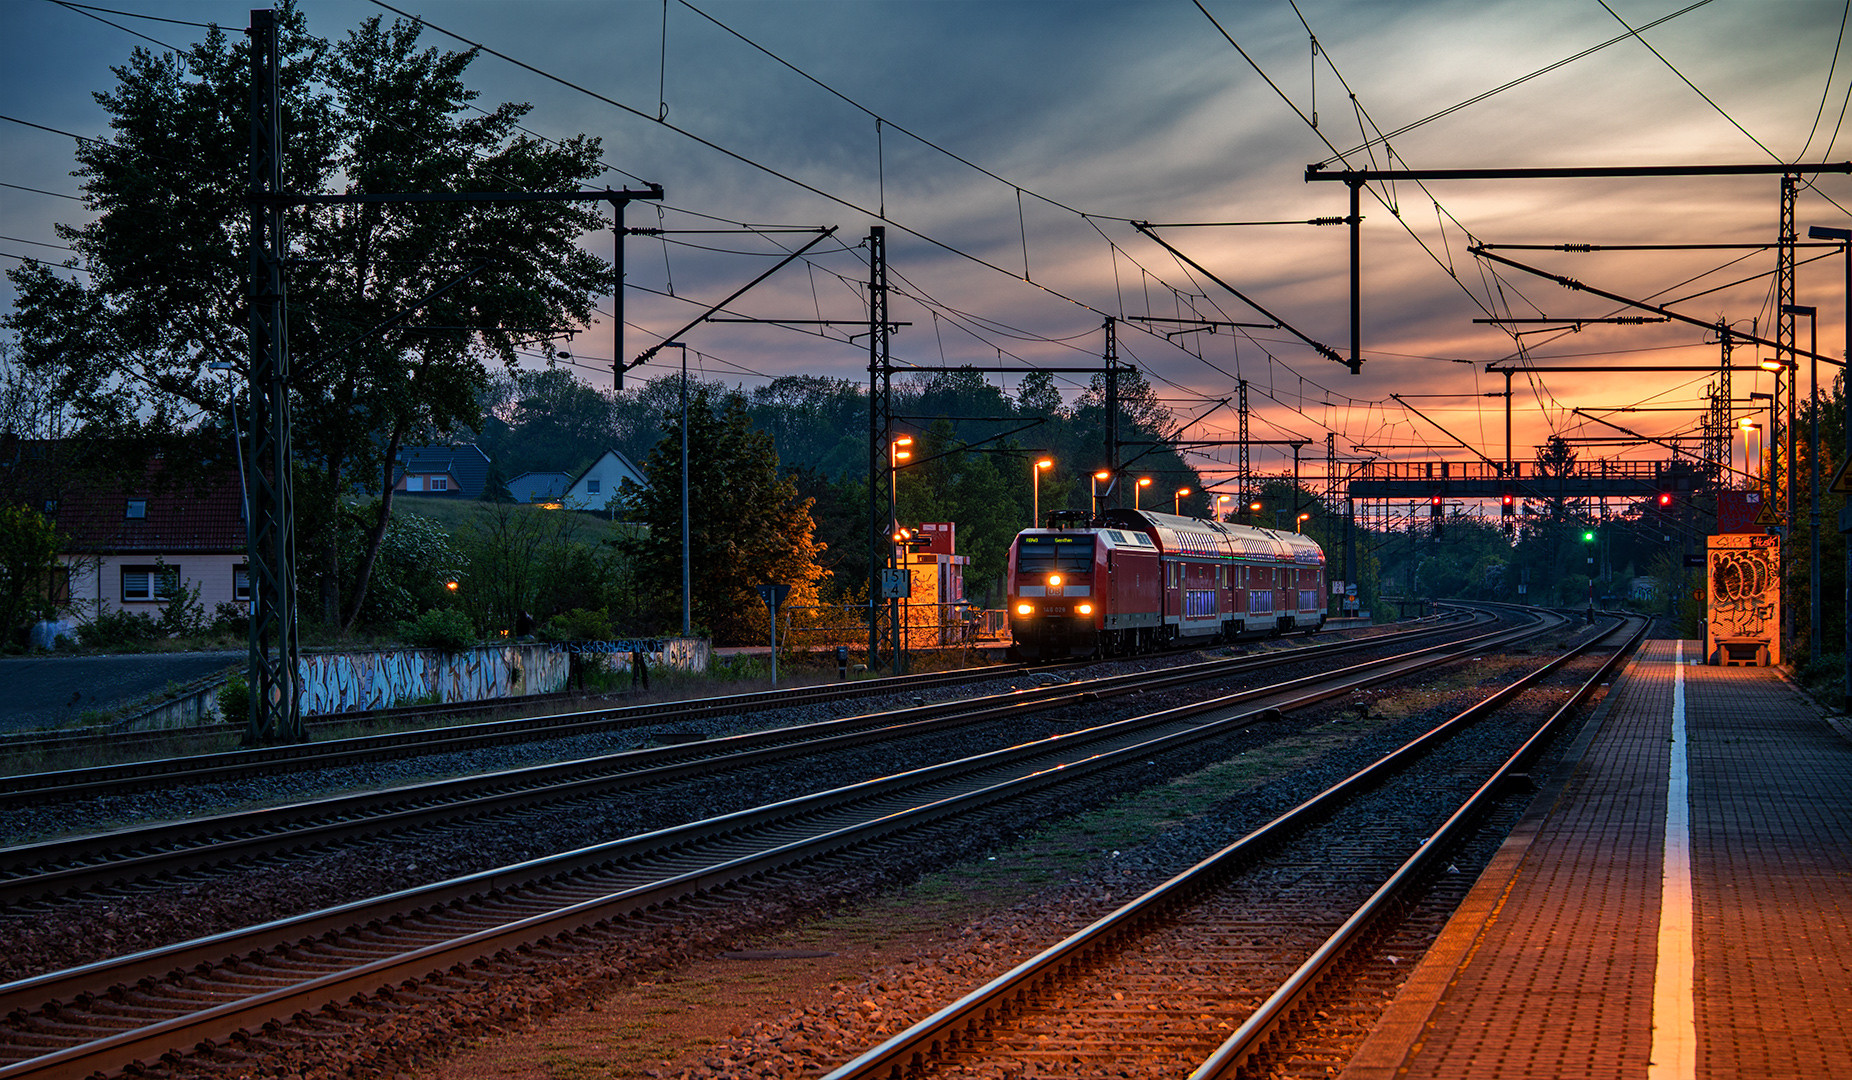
[0,659,1062,808]
[0,606,1551,1080]
[0,618,1457,808]
[822,612,1646,1080]
[0,611,1486,906]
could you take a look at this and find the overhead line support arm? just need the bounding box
[1131,221,1354,372]
[628,226,838,370]
[1470,246,1843,368]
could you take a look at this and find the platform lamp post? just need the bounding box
[1249,500,1264,526]
[1174,486,1190,515]
[1134,476,1152,509]
[1808,224,1851,705]
[1032,457,1053,529]
[1091,470,1111,517]
[1740,416,1761,489]
[1216,494,1231,521]
[1758,341,1796,660]
[1781,303,1822,659]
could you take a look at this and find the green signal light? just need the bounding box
[1582,530,1596,542]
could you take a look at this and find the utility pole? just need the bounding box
[1104,317,1119,509]
[1778,174,1798,659]
[244,8,299,745]
[1238,379,1251,507]
[865,227,897,674]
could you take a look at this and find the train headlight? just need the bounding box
[1015,602,1034,616]
[1048,573,1062,587]
[1077,603,1094,615]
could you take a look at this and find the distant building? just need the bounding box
[506,470,573,505]
[392,444,491,499]
[564,450,646,513]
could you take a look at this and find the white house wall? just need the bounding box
[64,553,245,621]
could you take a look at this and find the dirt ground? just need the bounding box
[417,869,1035,1080]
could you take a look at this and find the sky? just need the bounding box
[4,0,1851,494]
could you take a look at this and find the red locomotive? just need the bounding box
[1007,507,1328,660]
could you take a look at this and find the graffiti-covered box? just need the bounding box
[1705,532,1780,666]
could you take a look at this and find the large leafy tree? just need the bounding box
[629,388,826,644]
[3,6,608,629]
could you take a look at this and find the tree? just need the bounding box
[1014,369,1067,421]
[477,367,619,477]
[0,505,66,649]
[628,388,827,645]
[3,6,608,631]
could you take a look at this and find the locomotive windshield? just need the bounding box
[1016,534,1096,573]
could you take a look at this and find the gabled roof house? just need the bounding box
[392,444,491,499]
[565,450,646,512]
[46,456,247,621]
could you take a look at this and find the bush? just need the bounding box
[398,607,475,652]
[217,673,249,724]
[209,602,249,636]
[76,609,162,648]
[158,579,208,637]
[543,607,615,642]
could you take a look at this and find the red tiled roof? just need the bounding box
[48,458,245,554]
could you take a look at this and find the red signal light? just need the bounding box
[1658,492,1673,507]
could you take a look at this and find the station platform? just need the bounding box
[1343,639,1852,1079]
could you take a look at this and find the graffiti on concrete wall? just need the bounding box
[296,644,571,716]
[296,638,709,716]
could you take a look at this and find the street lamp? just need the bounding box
[1091,470,1111,517]
[1739,416,1761,488]
[1174,486,1190,515]
[1249,500,1263,526]
[1216,494,1231,521]
[1032,457,1053,529]
[1297,512,1312,532]
[1135,476,1152,509]
[891,436,913,535]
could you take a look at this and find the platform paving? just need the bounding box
[1342,638,1852,1080]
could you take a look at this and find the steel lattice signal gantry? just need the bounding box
[245,9,297,746]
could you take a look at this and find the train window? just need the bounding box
[1017,535,1096,573]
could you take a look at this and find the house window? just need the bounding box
[587,478,601,494]
[122,564,178,603]
[430,477,449,491]
[233,564,251,602]
[126,499,147,519]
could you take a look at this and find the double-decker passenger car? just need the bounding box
[1007,507,1327,660]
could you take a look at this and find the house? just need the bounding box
[45,456,247,622]
[506,470,574,505]
[563,450,646,513]
[392,444,491,499]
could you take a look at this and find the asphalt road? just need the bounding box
[0,650,244,733]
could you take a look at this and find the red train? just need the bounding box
[1007,507,1328,660]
